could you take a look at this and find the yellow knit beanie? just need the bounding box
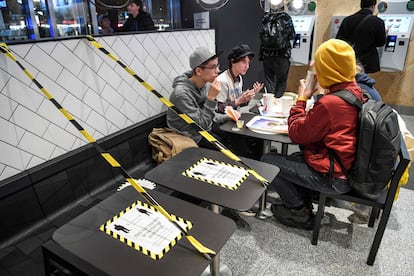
[314,39,356,88]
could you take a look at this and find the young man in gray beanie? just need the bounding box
[336,0,386,73]
[167,46,228,149]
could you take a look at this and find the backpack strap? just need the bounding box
[328,89,361,185]
[350,14,371,43]
[329,149,351,178]
[330,90,362,109]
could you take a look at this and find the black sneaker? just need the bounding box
[221,209,252,231]
[271,204,314,230]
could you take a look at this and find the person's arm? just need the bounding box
[143,13,155,30]
[174,92,215,130]
[288,98,331,145]
[287,15,296,41]
[288,79,330,144]
[217,101,236,113]
[374,18,386,47]
[336,20,346,40]
[215,80,233,113]
[122,18,131,32]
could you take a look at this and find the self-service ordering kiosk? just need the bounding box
[330,1,414,72]
[287,0,317,66]
[377,1,414,71]
[290,14,316,65]
[330,16,345,39]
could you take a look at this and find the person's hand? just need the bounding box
[207,79,221,101]
[252,82,264,94]
[236,90,254,106]
[298,79,314,99]
[233,109,241,120]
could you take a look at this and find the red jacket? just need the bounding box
[288,82,362,177]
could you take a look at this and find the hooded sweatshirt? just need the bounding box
[167,71,218,143]
[356,72,382,101]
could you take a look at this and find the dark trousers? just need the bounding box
[261,152,351,208]
[263,55,290,98]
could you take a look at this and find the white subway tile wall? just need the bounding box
[0,30,215,181]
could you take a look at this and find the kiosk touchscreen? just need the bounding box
[378,14,414,71]
[376,1,414,72]
[290,15,315,65]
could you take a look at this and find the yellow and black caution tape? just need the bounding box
[85,35,269,187]
[100,200,193,260]
[0,42,215,260]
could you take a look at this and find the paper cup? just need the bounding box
[305,70,317,92]
[281,96,293,114]
[263,94,274,112]
[236,119,244,129]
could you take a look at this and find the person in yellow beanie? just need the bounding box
[261,39,363,230]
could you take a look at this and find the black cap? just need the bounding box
[227,45,255,61]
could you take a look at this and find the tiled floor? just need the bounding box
[1,114,413,276]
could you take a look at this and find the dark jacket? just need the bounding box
[123,12,155,32]
[336,9,386,73]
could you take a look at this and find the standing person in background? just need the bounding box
[259,1,295,98]
[336,0,386,74]
[123,0,155,32]
[98,15,114,34]
[216,44,264,114]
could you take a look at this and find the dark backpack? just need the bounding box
[260,13,290,51]
[330,90,401,195]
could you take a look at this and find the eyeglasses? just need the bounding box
[200,64,220,70]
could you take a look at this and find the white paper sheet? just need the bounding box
[184,158,249,189]
[106,204,190,254]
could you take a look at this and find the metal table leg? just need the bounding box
[256,190,273,219]
[202,204,232,276]
[281,143,288,155]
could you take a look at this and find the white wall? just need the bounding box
[0,30,215,181]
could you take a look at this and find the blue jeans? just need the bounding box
[261,152,351,208]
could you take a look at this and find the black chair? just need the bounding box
[311,137,411,265]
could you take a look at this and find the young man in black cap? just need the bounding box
[216,44,264,114]
[123,0,155,32]
[336,0,386,73]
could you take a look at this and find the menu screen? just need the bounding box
[293,16,314,32]
[379,15,412,34]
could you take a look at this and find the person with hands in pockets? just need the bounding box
[261,39,363,230]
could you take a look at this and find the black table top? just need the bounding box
[51,189,236,276]
[145,147,280,211]
[220,113,293,145]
